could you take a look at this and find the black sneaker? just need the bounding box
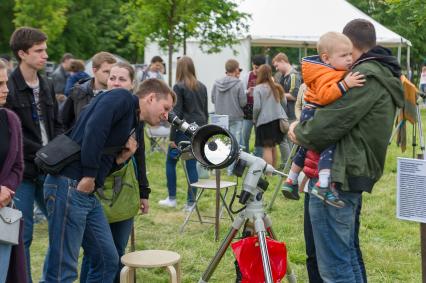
[311,183,345,208]
[281,179,300,200]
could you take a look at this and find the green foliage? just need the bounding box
[122,0,249,53]
[14,0,69,42]
[6,0,141,62]
[48,0,139,62]
[348,0,426,80]
[121,0,249,84]
[0,0,15,55]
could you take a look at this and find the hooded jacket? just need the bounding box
[211,76,247,121]
[297,46,404,193]
[302,55,348,106]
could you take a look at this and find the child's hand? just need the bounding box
[344,72,365,88]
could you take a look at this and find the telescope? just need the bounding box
[167,112,285,205]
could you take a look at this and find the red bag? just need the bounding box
[231,236,287,283]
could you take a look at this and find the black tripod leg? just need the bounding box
[199,213,246,283]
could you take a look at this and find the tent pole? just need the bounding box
[397,45,402,64]
[407,45,411,80]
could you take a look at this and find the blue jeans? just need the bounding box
[308,179,364,283]
[80,218,134,283]
[43,175,118,283]
[14,175,47,283]
[227,119,243,175]
[166,131,198,204]
[0,244,12,283]
[242,119,262,157]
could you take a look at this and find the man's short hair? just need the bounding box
[92,52,116,70]
[68,59,86,72]
[343,19,376,51]
[61,53,74,63]
[317,32,352,56]
[225,59,239,73]
[9,27,47,62]
[272,53,289,64]
[135,78,176,105]
[151,56,163,64]
[252,54,266,66]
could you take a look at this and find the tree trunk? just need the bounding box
[168,42,173,87]
[167,0,177,87]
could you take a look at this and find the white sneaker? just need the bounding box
[182,203,196,212]
[158,197,177,208]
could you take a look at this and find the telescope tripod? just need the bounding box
[198,197,297,283]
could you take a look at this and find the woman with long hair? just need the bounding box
[0,59,25,283]
[80,62,151,283]
[253,64,287,166]
[159,56,208,211]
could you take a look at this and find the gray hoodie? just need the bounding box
[211,76,247,121]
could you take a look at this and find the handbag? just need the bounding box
[34,133,80,175]
[0,203,23,245]
[279,118,289,134]
[96,157,140,223]
[231,236,287,283]
[35,133,126,175]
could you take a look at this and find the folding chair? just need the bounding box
[145,123,170,154]
[179,156,236,240]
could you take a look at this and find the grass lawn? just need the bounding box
[30,111,425,282]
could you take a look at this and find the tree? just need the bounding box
[49,0,139,62]
[348,0,426,81]
[14,0,69,43]
[0,0,15,55]
[121,0,249,85]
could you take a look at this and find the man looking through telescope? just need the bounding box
[288,19,404,282]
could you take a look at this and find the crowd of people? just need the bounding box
[0,18,407,283]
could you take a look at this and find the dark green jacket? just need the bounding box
[295,60,404,193]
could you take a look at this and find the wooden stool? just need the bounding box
[120,250,182,283]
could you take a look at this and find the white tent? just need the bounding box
[241,0,411,48]
[145,0,411,111]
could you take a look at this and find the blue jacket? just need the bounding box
[61,88,139,187]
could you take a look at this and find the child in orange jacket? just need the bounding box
[282,32,365,207]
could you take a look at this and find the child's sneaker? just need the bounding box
[311,183,345,208]
[282,179,300,200]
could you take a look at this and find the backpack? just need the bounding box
[96,157,140,223]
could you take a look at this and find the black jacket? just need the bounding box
[6,67,62,180]
[170,81,209,142]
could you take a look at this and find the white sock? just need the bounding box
[288,171,299,184]
[318,170,331,187]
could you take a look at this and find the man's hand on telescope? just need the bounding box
[288,121,300,145]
